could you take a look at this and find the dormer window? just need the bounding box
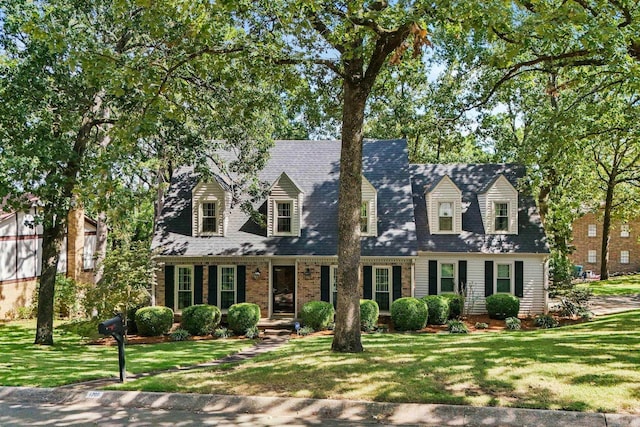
[201,202,217,233]
[361,176,378,237]
[277,201,292,233]
[438,202,453,231]
[361,202,369,233]
[192,180,228,237]
[268,172,303,237]
[494,202,509,231]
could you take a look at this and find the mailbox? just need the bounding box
[98,314,125,336]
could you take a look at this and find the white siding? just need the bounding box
[417,254,547,315]
[480,175,518,234]
[362,176,378,236]
[192,182,227,236]
[268,172,302,237]
[426,176,462,234]
[0,240,17,281]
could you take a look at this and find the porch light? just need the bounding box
[253,268,261,280]
[304,267,312,278]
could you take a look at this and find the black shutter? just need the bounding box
[237,266,246,303]
[164,265,175,309]
[485,261,494,297]
[208,266,218,306]
[194,266,203,304]
[428,260,438,295]
[363,266,373,300]
[320,266,330,302]
[458,261,467,294]
[515,261,524,298]
[392,266,402,300]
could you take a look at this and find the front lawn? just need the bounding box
[0,320,254,387]
[114,311,640,414]
[582,274,640,296]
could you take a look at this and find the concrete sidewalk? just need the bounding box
[1,386,639,426]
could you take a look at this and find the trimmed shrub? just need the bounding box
[390,297,428,331]
[448,319,469,334]
[505,316,521,330]
[135,306,173,337]
[300,301,335,331]
[181,304,222,336]
[170,328,191,341]
[441,294,464,319]
[422,296,450,325]
[485,294,520,320]
[360,299,379,331]
[534,314,559,329]
[227,303,261,335]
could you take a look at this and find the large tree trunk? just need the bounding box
[600,179,616,280]
[331,78,368,353]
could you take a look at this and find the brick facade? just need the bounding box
[570,213,640,274]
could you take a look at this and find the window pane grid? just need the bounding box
[220,267,235,309]
[375,268,390,311]
[496,264,511,293]
[361,202,368,233]
[588,250,597,263]
[277,202,292,233]
[201,202,217,232]
[439,202,453,231]
[495,203,508,231]
[177,267,192,310]
[441,263,455,293]
[621,251,630,264]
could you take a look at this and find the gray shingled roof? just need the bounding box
[153,139,418,257]
[410,164,549,254]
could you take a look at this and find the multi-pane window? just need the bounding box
[588,250,597,263]
[588,224,596,237]
[496,264,511,293]
[440,263,455,293]
[277,202,292,233]
[374,267,391,311]
[439,202,453,231]
[330,266,338,308]
[621,224,630,238]
[176,266,193,310]
[621,251,630,264]
[495,203,509,231]
[361,202,369,233]
[220,266,236,310]
[201,202,217,233]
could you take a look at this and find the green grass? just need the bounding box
[115,311,640,414]
[0,320,254,387]
[581,274,640,296]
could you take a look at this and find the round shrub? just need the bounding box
[441,294,464,319]
[180,304,222,336]
[390,297,428,331]
[227,303,261,335]
[485,294,520,320]
[360,299,379,331]
[301,301,335,330]
[135,306,174,336]
[422,296,450,325]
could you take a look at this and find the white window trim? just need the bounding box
[621,251,630,264]
[588,224,597,237]
[199,199,220,236]
[174,265,194,312]
[361,199,376,236]
[438,201,455,233]
[495,262,513,294]
[621,224,630,238]
[493,201,511,234]
[438,261,457,294]
[329,265,338,306]
[218,265,237,311]
[588,250,597,263]
[373,265,392,312]
[273,199,295,236]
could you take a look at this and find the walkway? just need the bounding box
[589,294,640,315]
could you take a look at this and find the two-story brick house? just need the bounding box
[152,140,549,318]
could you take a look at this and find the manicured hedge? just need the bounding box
[485,294,520,320]
[390,297,428,331]
[227,303,261,335]
[422,295,450,325]
[135,306,173,336]
[180,304,221,336]
[300,301,335,331]
[441,294,464,319]
[360,299,379,331]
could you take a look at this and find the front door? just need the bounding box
[272,266,295,315]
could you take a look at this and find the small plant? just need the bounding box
[327,322,335,331]
[375,325,389,333]
[534,314,559,329]
[475,322,489,329]
[391,297,428,331]
[505,316,521,330]
[360,299,379,331]
[135,306,174,337]
[298,326,314,336]
[422,295,450,325]
[181,304,222,336]
[441,294,464,319]
[485,294,520,320]
[227,303,261,335]
[245,326,260,339]
[214,327,232,339]
[170,328,191,341]
[300,301,335,330]
[579,309,594,320]
[447,319,468,334]
[556,287,593,317]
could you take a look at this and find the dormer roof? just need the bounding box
[268,171,304,195]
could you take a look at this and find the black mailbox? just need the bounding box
[99,314,125,336]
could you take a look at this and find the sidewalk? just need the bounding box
[1,386,639,426]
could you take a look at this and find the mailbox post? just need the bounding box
[98,313,126,383]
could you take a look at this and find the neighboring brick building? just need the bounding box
[570,212,640,275]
